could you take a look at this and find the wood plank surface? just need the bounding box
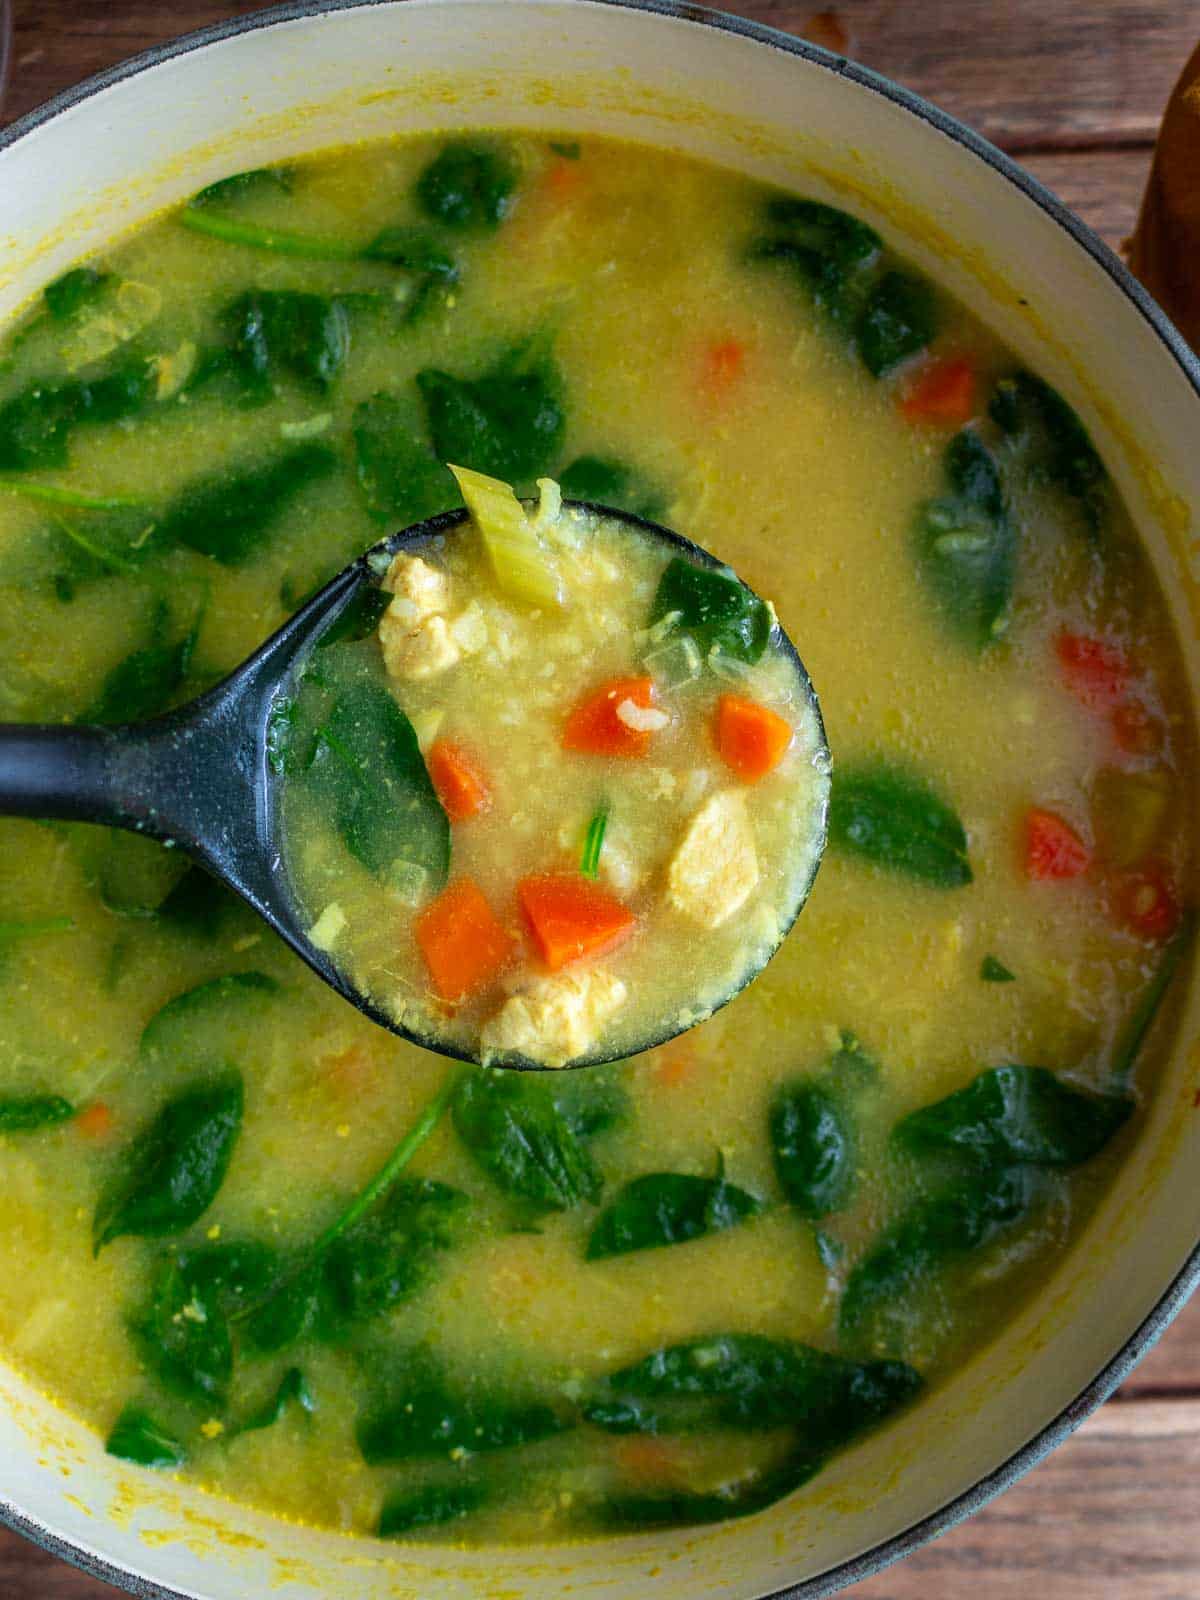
[1,1,1198,1596]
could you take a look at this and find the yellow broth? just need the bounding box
[0,133,1192,1543]
[280,496,829,1066]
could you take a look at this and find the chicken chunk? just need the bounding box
[481,969,628,1068]
[377,553,462,682]
[666,788,759,930]
[381,552,451,613]
[379,610,461,681]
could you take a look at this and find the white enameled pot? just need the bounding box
[1,4,1198,1596]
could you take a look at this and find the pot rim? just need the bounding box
[1,3,1198,1597]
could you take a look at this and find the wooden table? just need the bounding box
[1,1,1198,1594]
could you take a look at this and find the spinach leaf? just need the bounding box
[0,356,158,472]
[828,761,972,886]
[452,1068,603,1213]
[415,140,519,230]
[44,266,116,321]
[748,198,882,331]
[139,972,280,1065]
[105,1403,185,1469]
[981,954,1015,983]
[549,1061,630,1140]
[601,1451,820,1530]
[839,1164,1039,1344]
[224,290,351,394]
[990,370,1109,533]
[914,428,1014,649]
[190,166,294,206]
[351,393,459,524]
[558,455,665,520]
[231,1366,314,1437]
[84,829,190,920]
[360,228,459,324]
[855,270,937,376]
[239,1258,339,1356]
[304,681,450,884]
[0,1095,75,1132]
[417,345,565,485]
[770,1083,854,1219]
[325,1178,468,1325]
[586,1166,762,1260]
[583,1333,921,1440]
[155,442,336,565]
[897,1064,1132,1168]
[83,601,202,724]
[131,1240,278,1405]
[93,1073,244,1253]
[379,1481,486,1537]
[649,557,772,666]
[159,867,240,938]
[359,1376,565,1463]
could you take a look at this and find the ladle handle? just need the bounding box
[0,722,133,825]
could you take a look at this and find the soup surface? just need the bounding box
[280,472,829,1067]
[0,132,1193,1545]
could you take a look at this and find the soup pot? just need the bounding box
[1,3,1199,1595]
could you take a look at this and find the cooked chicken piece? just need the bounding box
[379,610,462,681]
[381,552,451,613]
[481,969,628,1067]
[377,554,463,681]
[666,788,760,929]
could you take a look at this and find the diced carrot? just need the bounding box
[1111,699,1163,757]
[1056,632,1131,712]
[428,739,493,823]
[563,677,658,758]
[701,337,746,397]
[517,873,636,971]
[653,1040,695,1088]
[615,1434,682,1485]
[415,878,515,1002]
[1024,807,1091,880]
[899,356,977,426]
[76,1102,113,1139]
[715,693,794,782]
[1113,863,1181,941]
[544,158,584,201]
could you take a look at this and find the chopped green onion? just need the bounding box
[580,806,609,879]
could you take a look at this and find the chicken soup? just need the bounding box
[0,132,1191,1544]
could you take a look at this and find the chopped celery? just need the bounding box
[449,464,565,609]
[642,635,702,690]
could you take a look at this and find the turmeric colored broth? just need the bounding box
[279,490,829,1067]
[0,133,1192,1543]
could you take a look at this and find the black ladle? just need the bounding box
[0,503,828,1069]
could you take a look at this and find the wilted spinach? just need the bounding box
[828,760,972,886]
[452,1068,603,1213]
[351,392,459,524]
[990,369,1109,534]
[105,1403,186,1469]
[914,428,1015,650]
[417,343,565,486]
[586,1163,762,1260]
[0,1095,75,1133]
[301,680,450,884]
[649,557,772,667]
[139,972,281,1065]
[414,140,519,230]
[856,270,937,377]
[93,1073,244,1253]
[379,1480,486,1537]
[359,1366,565,1463]
[154,442,337,565]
